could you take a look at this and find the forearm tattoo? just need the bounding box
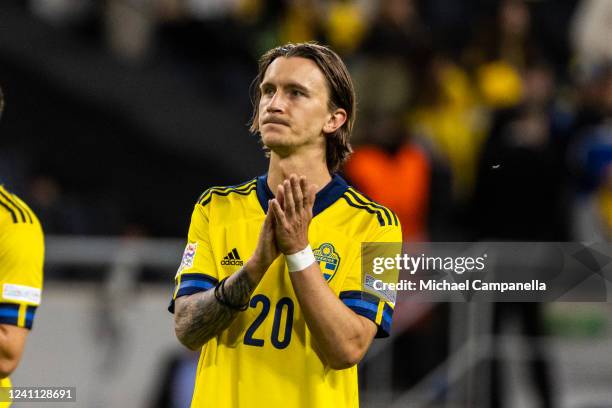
[175,268,256,349]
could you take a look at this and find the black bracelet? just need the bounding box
[214,277,250,311]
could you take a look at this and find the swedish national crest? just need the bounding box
[313,243,340,282]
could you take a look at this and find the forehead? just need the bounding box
[262,57,328,93]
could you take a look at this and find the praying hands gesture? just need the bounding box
[269,174,317,255]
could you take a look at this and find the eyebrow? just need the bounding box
[260,81,311,94]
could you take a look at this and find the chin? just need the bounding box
[261,132,290,148]
[262,139,295,158]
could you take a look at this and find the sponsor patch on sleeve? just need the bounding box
[2,283,42,305]
[177,242,198,276]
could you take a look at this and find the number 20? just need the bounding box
[243,294,294,349]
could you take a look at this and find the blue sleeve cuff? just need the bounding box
[339,291,394,338]
[0,303,37,329]
[168,273,218,313]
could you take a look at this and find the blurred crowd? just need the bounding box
[1,0,609,242]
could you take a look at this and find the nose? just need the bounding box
[265,91,285,113]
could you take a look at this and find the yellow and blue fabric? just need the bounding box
[339,290,394,336]
[0,186,44,404]
[169,174,402,408]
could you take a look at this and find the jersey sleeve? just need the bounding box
[168,203,219,313]
[339,222,402,338]
[0,221,44,330]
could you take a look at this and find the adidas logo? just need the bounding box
[221,248,243,266]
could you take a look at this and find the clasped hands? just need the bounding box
[250,174,317,275]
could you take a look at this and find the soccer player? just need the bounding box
[0,87,45,407]
[170,43,402,407]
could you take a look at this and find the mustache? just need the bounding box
[262,116,290,126]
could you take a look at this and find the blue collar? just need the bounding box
[256,173,349,217]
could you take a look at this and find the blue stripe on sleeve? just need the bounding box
[25,306,37,329]
[341,298,378,321]
[0,316,18,326]
[339,292,395,338]
[175,279,216,299]
[339,290,380,305]
[168,273,219,313]
[0,309,19,318]
[342,298,379,313]
[378,303,394,338]
[0,303,20,326]
[179,280,215,291]
[180,273,218,285]
[346,304,377,322]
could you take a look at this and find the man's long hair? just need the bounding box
[249,43,355,173]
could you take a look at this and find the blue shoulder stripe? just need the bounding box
[198,179,257,206]
[9,193,34,224]
[341,194,385,226]
[0,187,34,224]
[346,189,392,225]
[197,178,256,203]
[200,185,256,207]
[0,189,26,223]
[0,199,17,223]
[347,188,398,226]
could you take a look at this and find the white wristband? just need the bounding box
[286,245,316,272]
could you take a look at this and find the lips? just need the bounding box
[262,117,290,126]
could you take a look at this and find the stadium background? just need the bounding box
[1,0,611,407]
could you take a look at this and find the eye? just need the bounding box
[261,86,275,96]
[291,89,304,97]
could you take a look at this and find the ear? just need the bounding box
[323,108,347,134]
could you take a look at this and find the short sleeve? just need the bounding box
[339,222,402,338]
[168,203,219,313]
[0,221,45,330]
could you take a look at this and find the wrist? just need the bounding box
[285,244,316,273]
[283,241,310,256]
[245,257,269,280]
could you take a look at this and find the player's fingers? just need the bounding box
[276,184,285,209]
[271,198,289,229]
[299,176,309,207]
[264,201,275,229]
[305,183,317,209]
[270,198,281,222]
[290,175,303,210]
[283,179,295,217]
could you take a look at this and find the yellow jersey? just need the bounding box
[169,175,401,408]
[0,186,44,407]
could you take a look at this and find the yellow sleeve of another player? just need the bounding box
[0,220,44,330]
[339,222,402,338]
[169,203,218,313]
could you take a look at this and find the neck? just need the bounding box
[267,149,332,195]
